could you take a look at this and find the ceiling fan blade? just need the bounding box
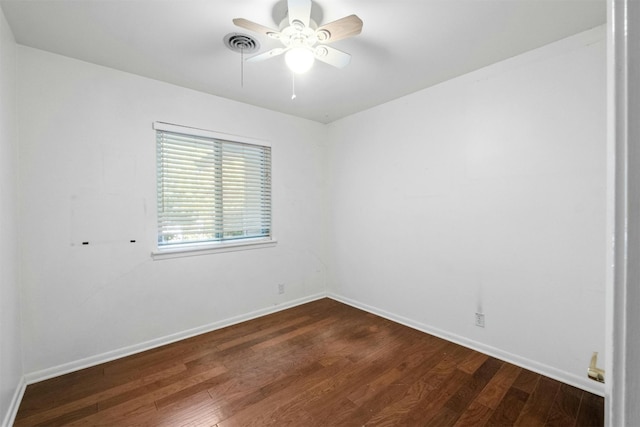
[233,18,280,37]
[287,0,311,28]
[246,48,286,62]
[314,45,351,68]
[316,15,363,43]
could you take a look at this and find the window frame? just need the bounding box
[151,122,276,260]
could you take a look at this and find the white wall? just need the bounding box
[0,6,23,426]
[17,46,328,377]
[326,27,607,394]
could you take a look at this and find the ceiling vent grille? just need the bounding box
[224,33,260,53]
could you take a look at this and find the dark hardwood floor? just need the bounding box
[15,298,604,426]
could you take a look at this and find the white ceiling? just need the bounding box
[1,0,605,124]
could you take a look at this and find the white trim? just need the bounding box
[24,293,324,385]
[605,0,621,425]
[608,0,640,425]
[20,291,606,399]
[2,376,26,427]
[153,121,271,147]
[327,293,605,397]
[152,238,278,260]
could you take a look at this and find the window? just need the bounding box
[154,122,273,256]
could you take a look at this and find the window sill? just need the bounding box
[151,238,277,260]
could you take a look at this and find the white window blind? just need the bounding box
[155,123,271,249]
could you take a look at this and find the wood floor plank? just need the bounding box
[346,336,448,406]
[215,315,312,351]
[67,366,228,426]
[485,386,530,426]
[512,368,540,394]
[14,403,99,427]
[14,298,604,427]
[68,400,157,426]
[204,360,323,423]
[127,390,217,427]
[330,339,451,425]
[514,376,562,426]
[217,311,413,425]
[453,401,494,427]
[474,362,522,410]
[426,406,461,426]
[545,383,583,427]
[261,342,408,424]
[362,346,462,426]
[15,366,105,419]
[97,362,227,412]
[576,390,606,427]
[14,363,188,426]
[444,357,503,418]
[399,368,472,425]
[214,354,358,425]
[458,351,490,375]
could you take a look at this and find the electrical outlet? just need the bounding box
[278,283,285,295]
[475,313,485,328]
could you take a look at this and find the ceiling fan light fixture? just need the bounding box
[285,47,315,74]
[233,1,362,74]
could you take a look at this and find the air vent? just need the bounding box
[224,33,260,53]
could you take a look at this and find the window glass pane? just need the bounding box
[156,127,271,248]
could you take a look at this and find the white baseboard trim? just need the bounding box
[2,376,26,427]
[24,293,326,385]
[20,290,604,400]
[327,293,605,397]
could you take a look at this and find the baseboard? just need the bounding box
[21,290,604,397]
[2,376,26,427]
[327,292,605,397]
[24,293,326,385]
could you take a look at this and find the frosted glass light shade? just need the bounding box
[285,47,314,74]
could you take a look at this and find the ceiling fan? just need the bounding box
[233,0,363,74]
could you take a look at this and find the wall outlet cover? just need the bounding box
[475,313,485,328]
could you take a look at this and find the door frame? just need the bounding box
[607,0,639,425]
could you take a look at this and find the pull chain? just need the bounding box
[240,46,244,88]
[291,72,296,100]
